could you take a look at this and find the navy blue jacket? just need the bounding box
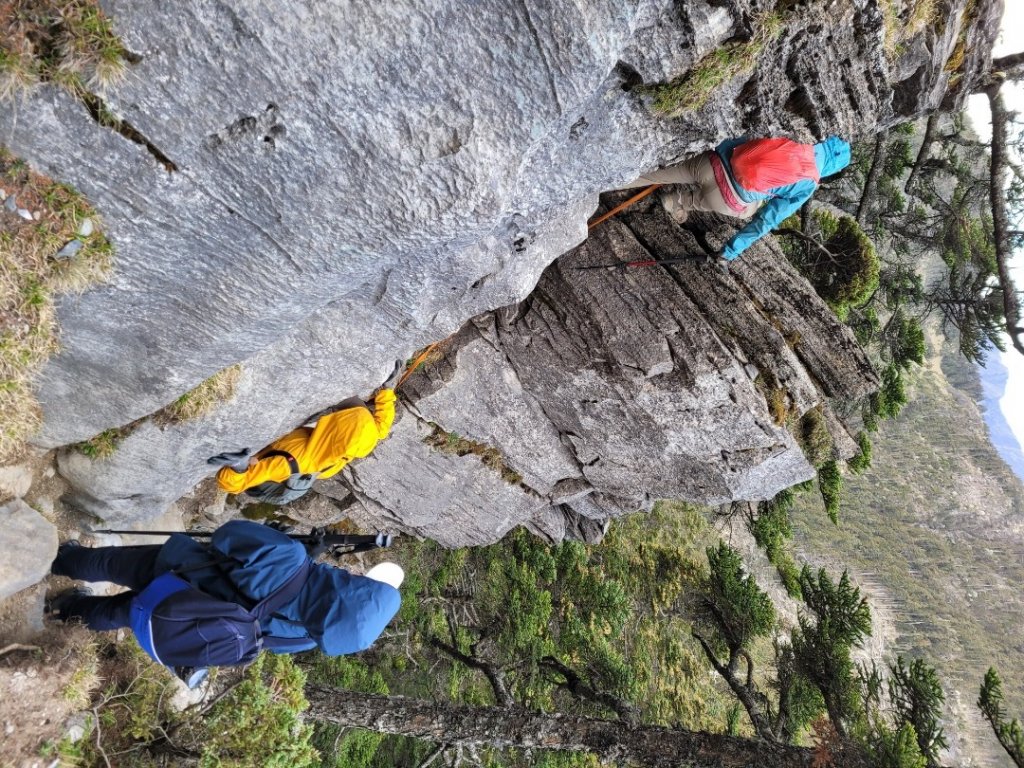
[156,521,400,654]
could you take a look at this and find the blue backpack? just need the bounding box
[129,557,311,668]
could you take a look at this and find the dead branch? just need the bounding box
[538,655,640,726]
[429,636,514,707]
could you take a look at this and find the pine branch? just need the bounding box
[429,636,514,707]
[538,655,640,727]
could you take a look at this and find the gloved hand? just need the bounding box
[264,519,295,534]
[305,526,329,559]
[207,447,253,472]
[707,251,730,275]
[381,358,404,390]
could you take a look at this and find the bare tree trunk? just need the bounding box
[985,84,1024,356]
[905,114,939,193]
[856,135,886,224]
[692,632,780,742]
[303,686,864,768]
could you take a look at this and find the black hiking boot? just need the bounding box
[45,586,94,621]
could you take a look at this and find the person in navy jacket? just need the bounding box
[50,520,401,656]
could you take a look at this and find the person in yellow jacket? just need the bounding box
[209,362,402,496]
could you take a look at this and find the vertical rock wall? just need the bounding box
[0,0,1001,536]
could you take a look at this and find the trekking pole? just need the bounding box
[397,342,442,389]
[586,184,663,231]
[572,255,706,271]
[93,529,395,551]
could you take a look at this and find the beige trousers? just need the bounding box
[625,152,758,220]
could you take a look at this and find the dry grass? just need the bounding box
[159,364,243,423]
[73,426,126,458]
[71,365,242,460]
[645,12,783,115]
[754,372,792,426]
[880,0,940,59]
[424,424,523,485]
[61,639,99,708]
[0,0,128,100]
[0,146,114,460]
[944,0,979,75]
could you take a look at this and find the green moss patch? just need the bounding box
[643,13,783,115]
[424,424,523,485]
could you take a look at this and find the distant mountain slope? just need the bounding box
[791,334,1024,768]
[976,350,1024,481]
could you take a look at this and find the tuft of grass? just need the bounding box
[74,426,126,459]
[159,364,242,423]
[754,372,791,426]
[424,423,524,485]
[944,0,979,74]
[61,640,99,708]
[790,405,834,467]
[880,0,940,60]
[644,12,783,115]
[0,0,129,101]
[1,146,114,461]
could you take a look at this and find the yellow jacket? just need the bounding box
[217,389,397,495]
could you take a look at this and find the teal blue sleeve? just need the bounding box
[721,180,817,260]
[716,137,747,157]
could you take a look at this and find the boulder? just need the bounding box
[0,464,33,501]
[0,500,58,600]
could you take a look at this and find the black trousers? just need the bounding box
[51,545,161,630]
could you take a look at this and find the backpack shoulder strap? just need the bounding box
[258,449,301,475]
[250,558,313,622]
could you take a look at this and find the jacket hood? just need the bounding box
[814,136,851,178]
[297,562,401,655]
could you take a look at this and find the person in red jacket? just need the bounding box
[628,136,851,262]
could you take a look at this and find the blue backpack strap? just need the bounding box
[250,558,312,622]
[261,635,318,653]
[130,572,193,664]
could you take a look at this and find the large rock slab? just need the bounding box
[336,201,878,543]
[0,0,998,537]
[0,500,58,600]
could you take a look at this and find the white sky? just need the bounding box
[964,3,1024,464]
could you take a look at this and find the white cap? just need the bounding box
[365,562,404,589]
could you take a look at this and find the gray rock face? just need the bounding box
[0,500,58,600]
[333,203,877,545]
[0,0,998,538]
[0,464,33,502]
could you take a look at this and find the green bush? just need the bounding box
[847,432,873,474]
[818,460,844,525]
[704,542,776,650]
[197,653,319,767]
